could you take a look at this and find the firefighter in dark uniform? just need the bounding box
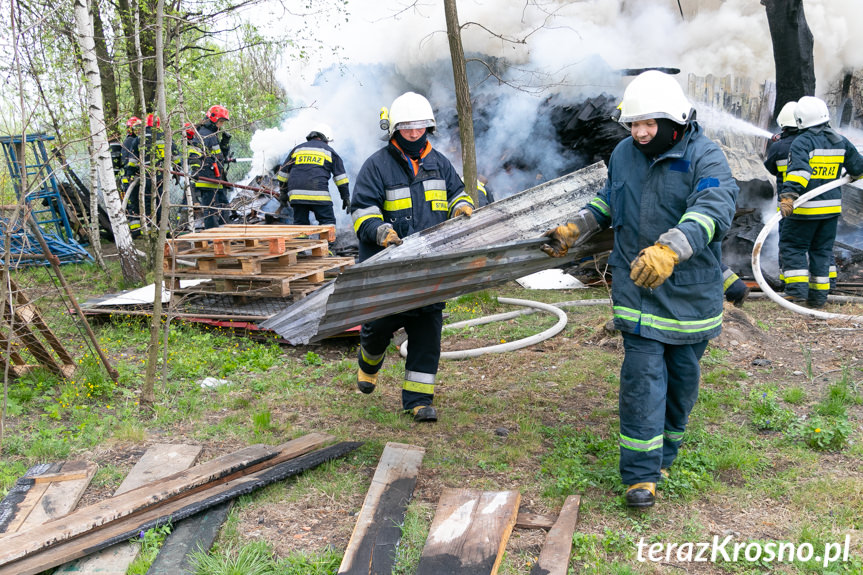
[193,105,231,229]
[276,124,349,226]
[141,113,178,225]
[120,116,142,217]
[778,96,863,308]
[351,92,474,422]
[542,71,739,507]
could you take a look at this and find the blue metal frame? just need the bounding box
[0,133,92,265]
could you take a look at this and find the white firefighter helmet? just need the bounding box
[794,96,830,129]
[776,101,798,129]
[307,123,334,142]
[388,92,435,136]
[616,70,693,127]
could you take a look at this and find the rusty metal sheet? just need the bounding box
[260,162,610,344]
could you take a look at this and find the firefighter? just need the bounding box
[275,124,349,226]
[120,116,142,216]
[541,71,738,507]
[778,96,863,308]
[764,101,799,180]
[351,91,474,423]
[140,113,178,225]
[193,105,231,229]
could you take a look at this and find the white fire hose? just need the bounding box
[751,175,863,320]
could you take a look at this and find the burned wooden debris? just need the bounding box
[0,433,358,575]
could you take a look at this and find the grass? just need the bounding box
[1,262,862,574]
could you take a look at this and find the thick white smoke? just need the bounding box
[249,0,862,226]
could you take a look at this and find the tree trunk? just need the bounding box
[444,0,478,206]
[762,0,815,125]
[116,0,143,115]
[142,0,169,405]
[73,0,144,284]
[91,0,119,133]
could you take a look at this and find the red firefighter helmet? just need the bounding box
[126,116,142,129]
[145,113,161,128]
[183,122,196,140]
[206,105,230,123]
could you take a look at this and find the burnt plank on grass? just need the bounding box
[529,495,581,575]
[54,444,203,574]
[416,489,521,575]
[0,441,362,575]
[338,442,425,575]
[0,443,277,566]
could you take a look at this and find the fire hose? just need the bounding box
[399,297,613,360]
[751,175,863,320]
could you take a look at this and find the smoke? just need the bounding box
[247,0,862,226]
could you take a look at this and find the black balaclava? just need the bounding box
[633,118,685,158]
[394,130,428,159]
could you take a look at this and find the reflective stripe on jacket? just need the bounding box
[277,139,349,205]
[351,139,473,262]
[780,126,863,219]
[584,122,739,345]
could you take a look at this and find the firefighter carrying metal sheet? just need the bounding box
[276,124,349,226]
[542,71,739,508]
[777,96,863,308]
[351,91,474,423]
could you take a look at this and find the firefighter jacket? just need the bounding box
[582,122,739,345]
[120,134,140,183]
[763,130,799,181]
[779,125,863,220]
[351,139,474,262]
[193,121,227,189]
[276,139,349,206]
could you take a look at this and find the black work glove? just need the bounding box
[340,191,350,213]
[220,131,232,147]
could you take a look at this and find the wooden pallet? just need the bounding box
[164,239,330,275]
[170,257,354,297]
[167,224,336,257]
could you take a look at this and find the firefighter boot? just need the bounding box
[407,405,438,422]
[357,368,377,394]
[625,482,656,508]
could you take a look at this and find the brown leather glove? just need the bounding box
[630,243,679,289]
[453,204,473,218]
[779,197,795,218]
[541,222,581,258]
[377,225,403,247]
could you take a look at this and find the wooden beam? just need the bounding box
[0,441,361,575]
[17,462,97,531]
[54,444,202,574]
[338,442,425,574]
[529,495,581,575]
[0,443,277,566]
[416,489,521,575]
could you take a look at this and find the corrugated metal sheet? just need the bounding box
[261,162,610,344]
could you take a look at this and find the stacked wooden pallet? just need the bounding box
[164,224,354,298]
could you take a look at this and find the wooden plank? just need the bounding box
[0,463,60,534]
[338,442,425,575]
[0,443,278,566]
[54,444,203,574]
[416,489,521,575]
[529,495,581,575]
[169,257,354,281]
[18,462,98,531]
[0,441,359,575]
[514,512,556,531]
[30,461,97,484]
[144,501,233,575]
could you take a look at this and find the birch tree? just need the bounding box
[73,0,144,283]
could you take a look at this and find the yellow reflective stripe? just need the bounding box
[680,211,715,242]
[612,306,722,334]
[290,195,333,202]
[291,148,331,165]
[334,175,349,186]
[361,346,385,366]
[384,198,412,211]
[723,272,739,291]
[403,380,435,395]
[194,182,221,189]
[448,193,474,210]
[425,189,446,202]
[589,197,610,216]
[353,213,383,233]
[786,172,809,187]
[794,206,841,215]
[620,433,663,452]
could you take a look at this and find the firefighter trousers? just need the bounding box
[357,305,443,411]
[198,187,228,230]
[292,203,336,226]
[779,216,837,307]
[618,332,708,485]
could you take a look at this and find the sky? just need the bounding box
[243,0,863,216]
